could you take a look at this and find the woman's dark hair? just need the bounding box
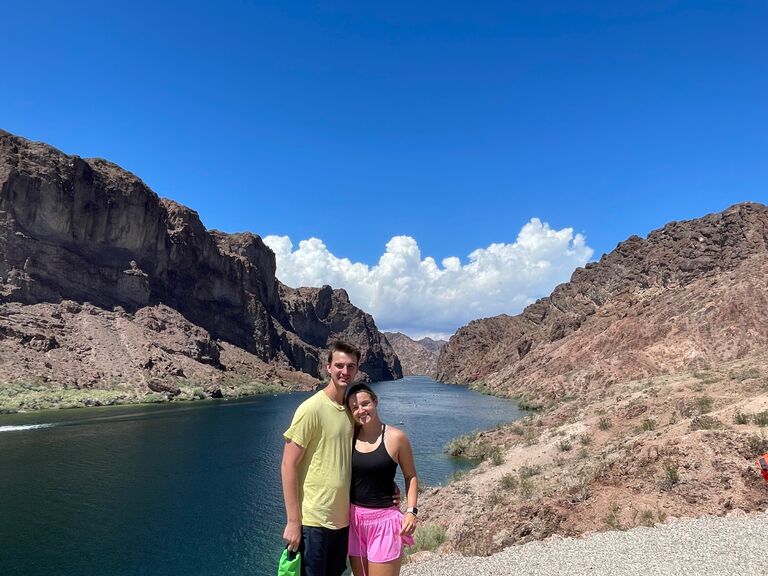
[344,382,378,408]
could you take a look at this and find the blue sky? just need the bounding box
[2,1,766,337]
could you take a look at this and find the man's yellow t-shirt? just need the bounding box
[284,390,353,529]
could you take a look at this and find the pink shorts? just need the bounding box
[348,504,415,563]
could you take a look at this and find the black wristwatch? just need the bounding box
[406,507,418,516]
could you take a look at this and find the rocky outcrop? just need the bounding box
[383,332,446,376]
[0,129,401,402]
[436,202,768,402]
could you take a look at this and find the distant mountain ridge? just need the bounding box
[0,129,400,405]
[436,202,768,401]
[384,332,446,376]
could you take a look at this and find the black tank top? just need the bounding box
[350,425,398,508]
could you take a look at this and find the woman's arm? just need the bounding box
[390,427,419,536]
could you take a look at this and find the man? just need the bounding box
[281,341,360,576]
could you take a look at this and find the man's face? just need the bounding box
[327,351,359,388]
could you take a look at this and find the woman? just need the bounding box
[344,383,419,576]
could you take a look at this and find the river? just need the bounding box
[0,376,522,576]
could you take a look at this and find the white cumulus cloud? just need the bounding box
[264,218,593,339]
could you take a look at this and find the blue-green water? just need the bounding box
[0,377,522,576]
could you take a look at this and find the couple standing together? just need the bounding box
[281,341,419,576]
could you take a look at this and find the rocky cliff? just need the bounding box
[419,203,768,557]
[436,202,768,402]
[383,332,446,376]
[0,129,400,408]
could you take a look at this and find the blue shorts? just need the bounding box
[299,525,349,576]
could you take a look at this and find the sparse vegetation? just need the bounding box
[519,477,535,499]
[689,415,722,431]
[449,469,468,483]
[598,416,612,430]
[746,432,768,455]
[604,502,622,530]
[695,396,714,415]
[753,411,768,427]
[486,491,503,507]
[641,418,656,432]
[410,524,446,553]
[557,438,573,452]
[661,462,680,489]
[519,465,541,478]
[579,433,593,446]
[640,510,655,527]
[734,411,750,425]
[501,473,518,491]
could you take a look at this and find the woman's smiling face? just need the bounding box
[347,391,377,425]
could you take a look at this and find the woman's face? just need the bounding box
[347,391,377,425]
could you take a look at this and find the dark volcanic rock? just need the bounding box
[383,332,446,376]
[281,285,402,382]
[436,202,768,400]
[0,129,401,393]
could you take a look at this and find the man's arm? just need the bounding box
[281,439,305,551]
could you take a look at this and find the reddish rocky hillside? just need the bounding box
[413,203,768,560]
[436,202,768,403]
[0,129,400,408]
[383,332,446,376]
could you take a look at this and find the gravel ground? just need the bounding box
[402,512,768,576]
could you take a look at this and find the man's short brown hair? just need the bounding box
[327,341,361,364]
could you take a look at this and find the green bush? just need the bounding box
[734,411,750,425]
[661,462,680,489]
[557,439,573,452]
[641,418,656,432]
[689,415,722,431]
[519,465,541,478]
[695,396,714,415]
[753,411,768,427]
[501,473,518,491]
[410,524,446,553]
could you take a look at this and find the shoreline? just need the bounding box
[0,379,297,414]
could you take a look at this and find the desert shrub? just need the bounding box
[689,415,722,431]
[604,503,622,530]
[445,435,473,457]
[449,470,467,483]
[486,491,503,506]
[733,411,750,425]
[516,395,545,411]
[661,462,680,489]
[579,433,593,446]
[519,477,535,499]
[488,446,503,466]
[695,396,714,415]
[410,524,446,553]
[578,447,590,460]
[753,411,768,427]
[519,465,541,479]
[640,510,655,527]
[746,432,768,455]
[501,473,518,491]
[557,439,573,452]
[598,416,612,430]
[641,418,656,432]
[511,425,525,436]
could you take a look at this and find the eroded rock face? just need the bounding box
[436,202,768,401]
[0,129,401,394]
[383,332,446,376]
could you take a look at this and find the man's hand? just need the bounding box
[283,520,302,552]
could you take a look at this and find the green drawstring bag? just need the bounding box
[277,547,301,576]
